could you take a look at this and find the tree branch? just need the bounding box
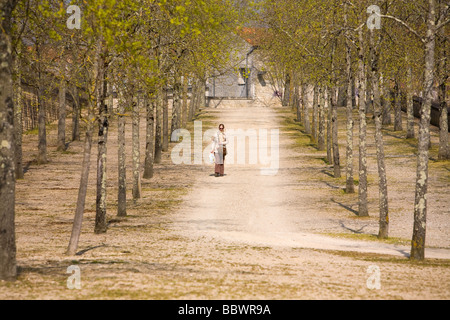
[380,14,425,43]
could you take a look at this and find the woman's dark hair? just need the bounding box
[219,124,224,129]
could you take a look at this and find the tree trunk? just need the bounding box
[331,86,341,178]
[345,31,355,193]
[295,82,301,122]
[370,29,389,239]
[327,86,333,165]
[13,51,23,179]
[393,80,403,131]
[37,85,47,164]
[318,87,325,151]
[189,78,197,122]
[171,76,181,141]
[198,78,206,111]
[182,75,188,128]
[303,85,311,135]
[282,72,290,107]
[312,85,318,143]
[117,94,126,217]
[438,83,449,160]
[94,42,109,234]
[411,0,436,260]
[162,87,169,152]
[330,37,340,178]
[437,18,449,160]
[0,0,18,280]
[143,95,154,179]
[154,87,163,164]
[72,86,81,142]
[67,107,94,255]
[57,77,66,151]
[358,27,369,217]
[381,76,392,126]
[132,93,141,200]
[406,63,415,139]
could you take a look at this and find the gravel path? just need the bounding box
[173,103,450,260]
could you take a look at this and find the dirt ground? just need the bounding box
[0,96,449,300]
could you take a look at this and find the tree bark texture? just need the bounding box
[318,87,325,151]
[143,96,154,179]
[345,33,355,193]
[94,42,109,234]
[370,30,389,239]
[312,85,318,143]
[132,94,141,200]
[57,77,66,151]
[0,0,18,281]
[154,87,163,164]
[117,95,127,217]
[358,27,369,217]
[67,108,94,255]
[406,64,415,139]
[411,0,437,260]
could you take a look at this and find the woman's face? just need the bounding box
[219,125,224,131]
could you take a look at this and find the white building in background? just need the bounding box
[206,28,276,107]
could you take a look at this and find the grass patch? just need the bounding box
[321,232,411,246]
[318,248,450,267]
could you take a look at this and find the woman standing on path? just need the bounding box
[211,124,228,177]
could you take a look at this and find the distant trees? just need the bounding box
[256,0,449,260]
[1,0,245,263]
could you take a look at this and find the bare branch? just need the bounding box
[380,14,425,43]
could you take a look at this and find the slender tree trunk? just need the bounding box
[318,87,325,151]
[132,93,141,200]
[0,0,18,280]
[437,21,449,160]
[13,50,23,179]
[382,75,392,126]
[393,80,403,131]
[295,81,302,122]
[57,77,66,151]
[162,87,169,151]
[189,78,197,122]
[358,27,369,217]
[312,85,318,143]
[198,78,206,112]
[72,86,80,142]
[171,76,181,141]
[411,0,437,260]
[330,37,340,178]
[438,83,449,160]
[331,87,341,178]
[94,42,109,234]
[67,107,94,255]
[345,29,355,193]
[406,63,415,139]
[117,94,126,217]
[327,86,333,164]
[143,96,155,179]
[154,87,163,164]
[370,29,389,239]
[303,85,311,135]
[182,75,188,128]
[282,72,290,107]
[37,85,47,164]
